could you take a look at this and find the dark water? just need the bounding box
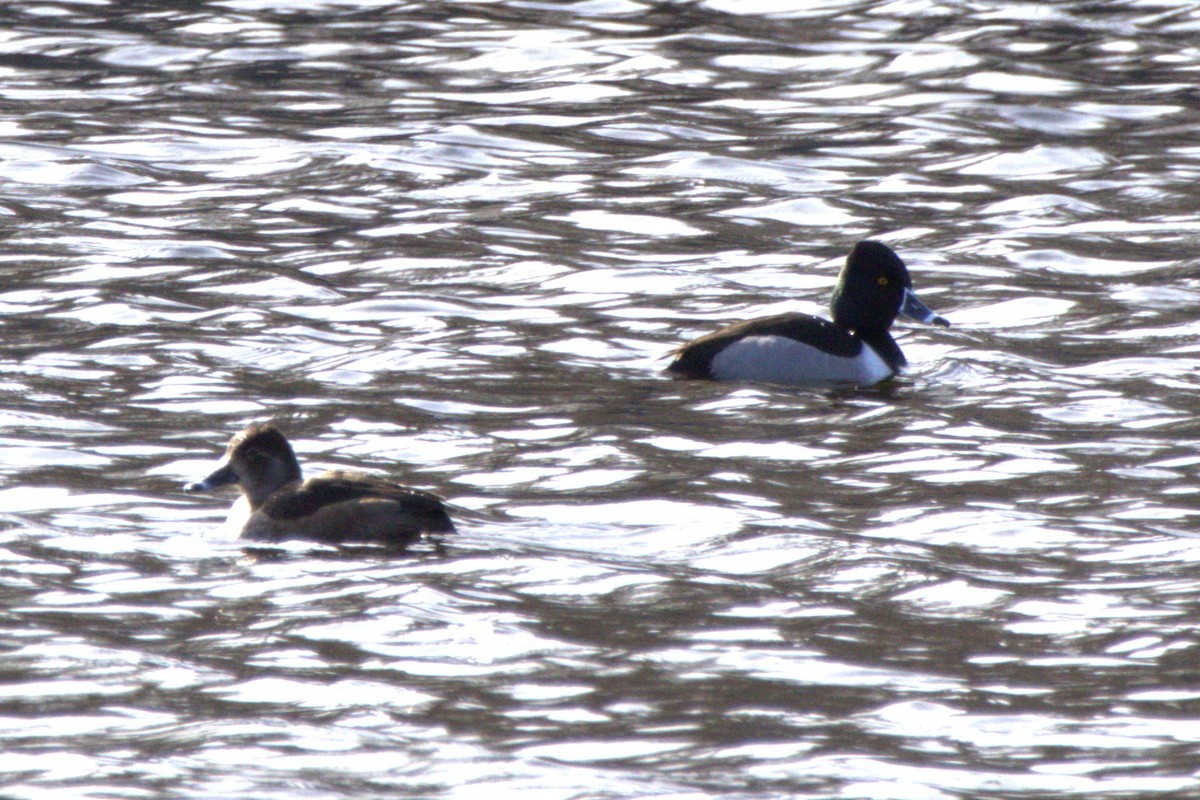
[3,1,1200,797]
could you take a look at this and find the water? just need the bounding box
[2,0,1200,797]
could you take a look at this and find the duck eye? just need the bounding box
[877,276,888,286]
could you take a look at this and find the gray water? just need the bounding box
[3,1,1200,797]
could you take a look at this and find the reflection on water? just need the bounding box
[3,0,1200,797]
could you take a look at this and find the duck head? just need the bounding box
[830,240,949,333]
[185,423,302,510]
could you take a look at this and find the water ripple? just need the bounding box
[3,1,1200,798]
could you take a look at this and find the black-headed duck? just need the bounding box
[667,240,949,386]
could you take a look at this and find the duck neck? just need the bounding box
[856,328,905,372]
[244,459,302,510]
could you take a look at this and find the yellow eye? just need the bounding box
[877,276,888,286]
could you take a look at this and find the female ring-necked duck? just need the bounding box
[185,423,454,547]
[667,240,949,386]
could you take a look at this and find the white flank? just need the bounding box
[709,335,893,386]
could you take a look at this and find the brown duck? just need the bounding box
[185,423,454,547]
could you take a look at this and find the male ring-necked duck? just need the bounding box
[667,240,949,386]
[185,423,454,547]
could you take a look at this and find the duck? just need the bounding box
[184,422,454,547]
[666,240,949,386]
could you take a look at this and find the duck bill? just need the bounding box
[184,462,238,493]
[900,288,949,327]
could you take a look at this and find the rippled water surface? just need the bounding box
[4,1,1200,797]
